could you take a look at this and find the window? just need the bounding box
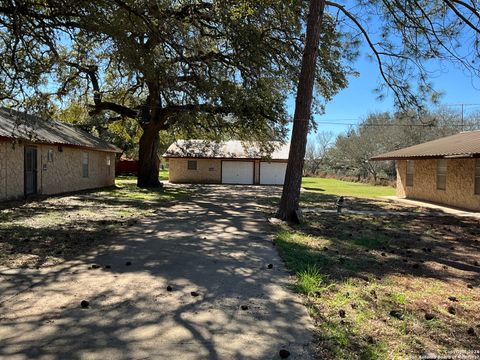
[475,159,480,195]
[106,154,111,175]
[187,160,197,170]
[82,153,89,178]
[406,160,414,187]
[437,159,447,190]
[47,149,54,162]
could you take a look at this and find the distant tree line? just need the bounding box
[304,108,480,183]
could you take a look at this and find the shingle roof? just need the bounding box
[164,140,290,160]
[0,108,120,152]
[371,131,480,160]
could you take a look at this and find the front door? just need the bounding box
[24,146,38,196]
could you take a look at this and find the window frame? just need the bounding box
[106,154,111,175]
[436,159,447,191]
[475,158,480,195]
[406,160,414,187]
[47,149,54,163]
[82,152,89,178]
[187,160,197,171]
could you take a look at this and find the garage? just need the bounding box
[221,161,254,184]
[164,140,290,184]
[260,162,287,185]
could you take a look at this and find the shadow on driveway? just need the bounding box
[0,185,313,360]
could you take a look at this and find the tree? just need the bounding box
[278,0,480,222]
[0,1,349,187]
[55,100,142,159]
[327,108,480,181]
[304,130,334,175]
[277,0,328,221]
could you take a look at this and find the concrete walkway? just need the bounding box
[0,185,313,360]
[381,196,480,219]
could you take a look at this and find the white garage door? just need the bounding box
[260,162,287,185]
[222,161,254,184]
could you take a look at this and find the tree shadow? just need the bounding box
[273,193,480,357]
[0,184,312,359]
[0,183,189,267]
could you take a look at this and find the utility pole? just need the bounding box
[444,103,480,131]
[461,103,464,132]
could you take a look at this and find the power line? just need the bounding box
[311,121,475,127]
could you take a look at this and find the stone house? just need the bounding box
[164,140,290,185]
[371,131,480,211]
[0,108,120,201]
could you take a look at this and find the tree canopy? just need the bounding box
[278,0,480,221]
[308,108,480,181]
[0,0,353,185]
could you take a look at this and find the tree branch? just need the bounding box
[443,0,480,33]
[325,1,405,105]
[65,61,138,118]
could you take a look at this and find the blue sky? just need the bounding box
[287,46,480,137]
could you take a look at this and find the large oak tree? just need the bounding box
[0,0,351,187]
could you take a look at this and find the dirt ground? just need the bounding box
[1,183,479,359]
[0,184,313,360]
[273,192,480,359]
[0,179,187,268]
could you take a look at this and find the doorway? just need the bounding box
[24,146,38,196]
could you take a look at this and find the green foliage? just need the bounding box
[0,1,353,146]
[296,265,333,296]
[55,100,142,157]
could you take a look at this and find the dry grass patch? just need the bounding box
[0,177,188,268]
[273,196,480,359]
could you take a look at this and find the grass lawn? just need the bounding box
[0,177,188,268]
[273,204,480,358]
[160,169,169,181]
[302,177,396,198]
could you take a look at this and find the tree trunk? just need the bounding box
[137,123,161,188]
[277,0,326,222]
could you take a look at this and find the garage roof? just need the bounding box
[164,140,290,160]
[371,131,480,160]
[0,108,120,152]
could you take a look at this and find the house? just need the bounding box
[371,131,480,211]
[0,108,120,201]
[163,140,290,185]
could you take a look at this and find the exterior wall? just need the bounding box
[0,140,24,200]
[38,145,115,195]
[396,158,480,211]
[0,139,116,201]
[168,158,289,185]
[168,158,221,183]
[396,160,407,198]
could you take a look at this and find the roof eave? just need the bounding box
[370,153,480,161]
[0,135,121,153]
[163,155,288,161]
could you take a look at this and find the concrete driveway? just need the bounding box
[0,185,314,360]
